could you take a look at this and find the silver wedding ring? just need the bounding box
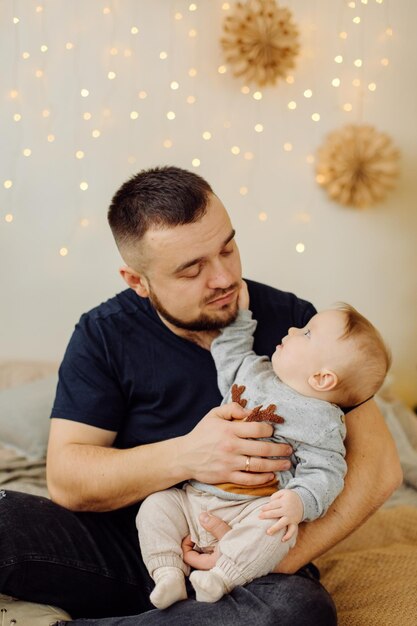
[245,456,251,472]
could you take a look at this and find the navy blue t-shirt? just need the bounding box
[51,279,316,450]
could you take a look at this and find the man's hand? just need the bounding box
[182,512,230,570]
[259,489,303,541]
[238,280,250,310]
[179,402,292,487]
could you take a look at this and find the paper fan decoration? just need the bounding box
[315,124,400,208]
[221,0,300,87]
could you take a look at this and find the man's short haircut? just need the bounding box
[108,166,214,256]
[336,303,392,407]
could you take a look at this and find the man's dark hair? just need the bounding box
[108,166,214,251]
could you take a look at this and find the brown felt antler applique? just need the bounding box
[231,383,285,424]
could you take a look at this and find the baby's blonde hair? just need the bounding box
[334,303,391,407]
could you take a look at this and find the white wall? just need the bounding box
[1,0,416,406]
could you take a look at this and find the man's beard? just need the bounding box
[147,283,240,331]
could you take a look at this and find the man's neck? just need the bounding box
[157,313,219,350]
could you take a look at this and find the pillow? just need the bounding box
[0,374,58,459]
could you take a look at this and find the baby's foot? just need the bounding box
[150,566,187,609]
[189,569,227,603]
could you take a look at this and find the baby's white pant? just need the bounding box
[137,484,297,592]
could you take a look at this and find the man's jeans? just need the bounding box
[0,491,337,625]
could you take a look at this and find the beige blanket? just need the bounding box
[316,506,417,626]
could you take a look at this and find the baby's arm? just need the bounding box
[260,489,304,541]
[211,283,270,396]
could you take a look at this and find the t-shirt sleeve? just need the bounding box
[51,313,126,432]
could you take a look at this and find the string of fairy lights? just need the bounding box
[1,0,394,258]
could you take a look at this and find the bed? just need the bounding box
[1,359,416,625]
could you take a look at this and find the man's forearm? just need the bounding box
[275,400,402,573]
[47,437,187,512]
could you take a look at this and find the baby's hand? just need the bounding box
[238,280,250,310]
[259,489,304,542]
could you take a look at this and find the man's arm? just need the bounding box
[274,399,402,573]
[46,404,293,512]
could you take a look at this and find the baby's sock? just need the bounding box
[189,569,227,603]
[150,566,187,609]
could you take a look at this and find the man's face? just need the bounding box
[135,194,242,331]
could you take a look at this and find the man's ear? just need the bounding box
[119,266,150,298]
[308,369,338,392]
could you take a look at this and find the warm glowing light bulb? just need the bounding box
[288,101,297,110]
[339,31,348,39]
[5,214,13,223]
[83,112,91,120]
[348,1,355,8]
[130,111,139,119]
[42,109,50,118]
[353,16,361,23]
[189,29,197,37]
[253,91,262,100]
[131,26,139,35]
[258,212,268,222]
[160,51,168,59]
[110,47,118,56]
[163,139,173,148]
[192,158,200,167]
[218,65,227,74]
[303,89,313,98]
[186,96,196,104]
[354,59,362,67]
[296,243,305,253]
[167,111,176,120]
[312,113,320,122]
[283,143,293,152]
[231,146,240,155]
[23,148,32,157]
[253,123,263,133]
[36,5,44,14]
[40,44,48,52]
[47,134,55,142]
[334,55,343,64]
[4,180,13,189]
[222,2,230,9]
[66,42,74,50]
[241,86,250,94]
[368,82,377,91]
[170,81,179,90]
[35,70,44,78]
[188,68,197,77]
[59,247,68,257]
[75,150,85,159]
[92,129,101,138]
[239,186,248,196]
[13,113,21,122]
[343,103,353,112]
[103,7,111,14]
[13,17,20,24]
[202,131,212,140]
[107,71,116,80]
[331,78,341,87]
[80,182,89,191]
[138,91,147,99]
[10,90,18,99]
[175,12,183,20]
[316,174,326,184]
[189,3,197,11]
[22,52,30,60]
[286,75,294,84]
[81,89,89,97]
[381,58,389,66]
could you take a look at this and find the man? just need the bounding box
[0,166,401,625]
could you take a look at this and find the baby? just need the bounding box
[137,282,391,608]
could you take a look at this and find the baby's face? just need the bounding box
[271,309,351,392]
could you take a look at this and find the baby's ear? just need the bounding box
[308,369,338,392]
